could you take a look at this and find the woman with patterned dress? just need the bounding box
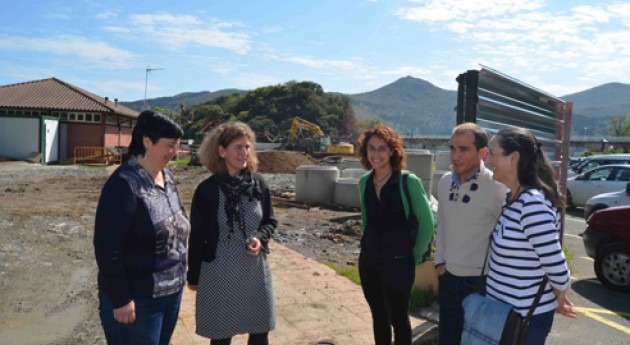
[187,121,276,345]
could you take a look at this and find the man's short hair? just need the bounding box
[451,123,489,150]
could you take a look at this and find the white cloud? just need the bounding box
[95,10,118,20]
[0,35,135,69]
[395,1,630,94]
[126,13,251,54]
[279,56,363,70]
[102,26,130,33]
[395,0,544,23]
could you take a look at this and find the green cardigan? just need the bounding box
[358,170,435,264]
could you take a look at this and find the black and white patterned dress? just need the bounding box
[195,189,275,339]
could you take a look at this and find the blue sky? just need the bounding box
[1,0,629,102]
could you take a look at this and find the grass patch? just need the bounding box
[322,261,361,285]
[563,245,574,273]
[168,158,190,167]
[409,287,436,311]
[322,261,437,311]
[79,165,108,169]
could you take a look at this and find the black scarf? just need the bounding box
[217,170,260,237]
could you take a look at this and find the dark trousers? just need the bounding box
[98,289,182,345]
[437,271,485,345]
[211,332,269,345]
[359,253,415,345]
[525,310,555,345]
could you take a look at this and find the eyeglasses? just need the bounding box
[449,182,479,203]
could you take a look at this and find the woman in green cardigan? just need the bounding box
[357,125,434,345]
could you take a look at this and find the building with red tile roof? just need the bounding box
[0,78,139,163]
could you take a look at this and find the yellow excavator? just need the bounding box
[282,116,354,156]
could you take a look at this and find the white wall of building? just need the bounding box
[0,117,39,160]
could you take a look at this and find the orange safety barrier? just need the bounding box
[73,146,109,165]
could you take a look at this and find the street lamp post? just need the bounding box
[142,67,163,111]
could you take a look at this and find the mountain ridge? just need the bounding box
[122,78,630,136]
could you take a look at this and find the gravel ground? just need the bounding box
[0,161,362,344]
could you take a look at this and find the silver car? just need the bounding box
[567,165,630,208]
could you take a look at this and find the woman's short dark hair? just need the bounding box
[128,110,184,157]
[495,127,565,208]
[357,125,406,171]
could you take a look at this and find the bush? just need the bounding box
[409,287,436,311]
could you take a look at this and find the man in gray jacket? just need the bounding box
[434,123,507,345]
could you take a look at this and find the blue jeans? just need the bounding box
[98,289,183,345]
[525,310,554,345]
[438,271,485,345]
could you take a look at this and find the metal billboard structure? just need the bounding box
[455,66,573,236]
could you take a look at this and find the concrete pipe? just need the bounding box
[435,151,451,171]
[432,170,449,201]
[334,178,360,208]
[341,168,367,178]
[295,165,339,204]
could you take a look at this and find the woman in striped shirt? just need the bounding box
[486,127,576,345]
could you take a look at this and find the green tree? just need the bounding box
[608,115,630,136]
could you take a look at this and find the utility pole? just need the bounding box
[142,66,163,111]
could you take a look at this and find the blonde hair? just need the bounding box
[198,121,258,174]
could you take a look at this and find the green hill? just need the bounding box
[562,83,630,136]
[349,76,457,135]
[120,77,630,137]
[121,89,247,112]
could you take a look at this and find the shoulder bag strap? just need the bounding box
[482,207,549,323]
[402,172,412,221]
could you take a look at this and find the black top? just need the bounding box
[361,171,410,259]
[187,172,277,285]
[94,157,190,308]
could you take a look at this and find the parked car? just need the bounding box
[566,165,630,208]
[570,154,630,175]
[584,182,630,219]
[581,206,630,292]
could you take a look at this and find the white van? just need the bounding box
[584,182,630,219]
[571,154,630,175]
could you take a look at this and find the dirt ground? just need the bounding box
[0,151,361,345]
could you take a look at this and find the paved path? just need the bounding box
[172,242,434,345]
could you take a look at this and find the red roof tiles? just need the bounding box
[0,78,138,118]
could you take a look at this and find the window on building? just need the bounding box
[77,113,84,121]
[94,114,101,123]
[69,113,76,121]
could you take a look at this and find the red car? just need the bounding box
[582,206,630,292]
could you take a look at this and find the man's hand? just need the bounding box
[435,264,446,276]
[113,300,136,324]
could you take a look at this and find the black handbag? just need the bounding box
[499,276,547,345]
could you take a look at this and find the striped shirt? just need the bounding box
[486,188,571,316]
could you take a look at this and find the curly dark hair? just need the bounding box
[357,125,406,171]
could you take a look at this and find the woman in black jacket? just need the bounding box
[94,110,190,345]
[187,121,276,345]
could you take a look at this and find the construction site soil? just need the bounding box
[0,151,363,344]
